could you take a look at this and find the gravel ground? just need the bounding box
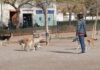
[0,32,100,70]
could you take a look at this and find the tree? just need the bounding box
[84,0,100,39]
[67,3,76,26]
[93,0,99,40]
[35,0,54,45]
[56,0,85,22]
[3,0,34,29]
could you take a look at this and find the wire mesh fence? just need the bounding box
[0,20,100,37]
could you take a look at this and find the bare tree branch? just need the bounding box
[18,0,33,8]
[4,0,17,10]
[12,0,17,5]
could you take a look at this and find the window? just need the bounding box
[48,10,54,14]
[36,10,43,14]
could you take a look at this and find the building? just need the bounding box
[0,3,57,28]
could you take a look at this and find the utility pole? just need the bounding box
[93,0,98,40]
[43,0,49,45]
[1,0,3,24]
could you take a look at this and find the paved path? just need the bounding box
[0,34,100,70]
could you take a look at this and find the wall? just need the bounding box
[0,4,15,27]
[0,3,57,27]
[34,8,56,26]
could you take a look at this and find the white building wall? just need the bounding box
[0,3,57,27]
[56,13,63,21]
[0,4,35,27]
[0,4,15,26]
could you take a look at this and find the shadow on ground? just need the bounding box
[50,50,81,54]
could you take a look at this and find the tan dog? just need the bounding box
[19,38,34,51]
[85,36,94,48]
[19,37,43,51]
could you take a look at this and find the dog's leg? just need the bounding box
[21,43,25,50]
[0,41,3,46]
[29,41,35,51]
[26,45,30,51]
[31,44,35,51]
[24,44,28,51]
[28,42,33,51]
[34,43,38,50]
[0,41,6,46]
[90,40,94,48]
[87,39,94,48]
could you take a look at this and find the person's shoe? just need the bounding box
[81,51,85,53]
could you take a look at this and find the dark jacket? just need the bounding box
[76,19,86,36]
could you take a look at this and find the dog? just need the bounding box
[18,37,43,51]
[72,36,94,48]
[85,36,94,48]
[0,33,12,46]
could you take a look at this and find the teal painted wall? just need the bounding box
[34,10,55,26]
[35,14,44,26]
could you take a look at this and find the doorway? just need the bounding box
[9,11,17,29]
[10,11,17,21]
[23,14,33,28]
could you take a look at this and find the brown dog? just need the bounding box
[19,38,34,51]
[85,36,94,48]
[19,37,43,51]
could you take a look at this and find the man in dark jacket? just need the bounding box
[76,13,86,53]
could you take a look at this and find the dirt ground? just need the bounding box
[0,32,100,70]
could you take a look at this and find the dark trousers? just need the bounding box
[78,35,85,53]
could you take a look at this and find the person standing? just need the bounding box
[76,13,87,53]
